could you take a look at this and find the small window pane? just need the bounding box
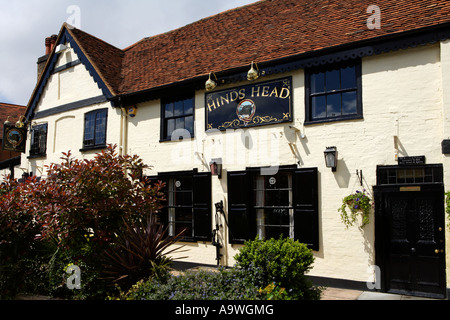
[184,99,193,115]
[166,119,175,137]
[342,91,357,115]
[175,207,192,221]
[341,66,357,89]
[185,116,194,135]
[312,96,326,119]
[265,226,290,240]
[311,72,325,94]
[94,111,107,145]
[174,100,184,117]
[165,103,174,117]
[265,190,290,206]
[326,69,340,91]
[84,113,95,145]
[175,117,185,130]
[326,93,341,117]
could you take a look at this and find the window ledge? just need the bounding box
[79,145,107,152]
[27,154,47,159]
[304,115,363,126]
[159,136,195,143]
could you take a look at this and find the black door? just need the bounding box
[375,186,446,298]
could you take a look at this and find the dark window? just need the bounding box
[83,109,107,149]
[306,61,362,124]
[150,171,211,241]
[161,96,194,141]
[254,172,293,239]
[227,167,319,250]
[376,165,443,186]
[167,175,194,237]
[29,123,48,157]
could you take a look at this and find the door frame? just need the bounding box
[374,164,446,299]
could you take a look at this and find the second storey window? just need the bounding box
[83,108,107,149]
[29,123,48,157]
[161,95,194,141]
[305,60,362,124]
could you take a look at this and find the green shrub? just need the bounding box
[115,267,264,300]
[234,236,321,300]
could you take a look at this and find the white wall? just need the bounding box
[20,43,121,178]
[130,43,447,283]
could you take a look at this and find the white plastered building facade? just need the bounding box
[19,20,450,299]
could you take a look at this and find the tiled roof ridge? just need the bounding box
[67,23,124,53]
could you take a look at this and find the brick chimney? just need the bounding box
[37,34,57,80]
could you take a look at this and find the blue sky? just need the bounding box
[0,0,257,106]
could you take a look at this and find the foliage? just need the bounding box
[233,236,321,300]
[0,145,167,299]
[0,178,48,299]
[258,282,291,300]
[33,144,165,254]
[115,237,320,301]
[101,213,186,292]
[114,266,265,300]
[446,192,450,229]
[338,190,372,229]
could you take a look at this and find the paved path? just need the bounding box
[321,287,444,300]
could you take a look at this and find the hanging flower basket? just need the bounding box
[338,190,372,229]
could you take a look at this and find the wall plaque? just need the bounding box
[205,77,292,130]
[398,156,426,166]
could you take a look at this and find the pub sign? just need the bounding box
[206,77,292,130]
[2,123,26,153]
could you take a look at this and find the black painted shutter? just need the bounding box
[293,168,319,251]
[192,172,212,241]
[227,171,252,244]
[146,175,169,230]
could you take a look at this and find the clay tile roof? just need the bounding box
[48,0,450,98]
[116,0,450,95]
[68,26,124,95]
[0,103,26,139]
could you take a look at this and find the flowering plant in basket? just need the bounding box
[338,190,372,229]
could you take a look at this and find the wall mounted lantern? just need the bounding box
[15,116,25,128]
[324,146,338,172]
[205,72,218,91]
[247,61,260,81]
[210,158,223,179]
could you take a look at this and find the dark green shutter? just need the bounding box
[227,171,253,244]
[293,168,319,251]
[192,172,212,241]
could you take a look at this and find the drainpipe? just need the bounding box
[123,107,128,155]
[119,107,124,155]
[116,96,128,156]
